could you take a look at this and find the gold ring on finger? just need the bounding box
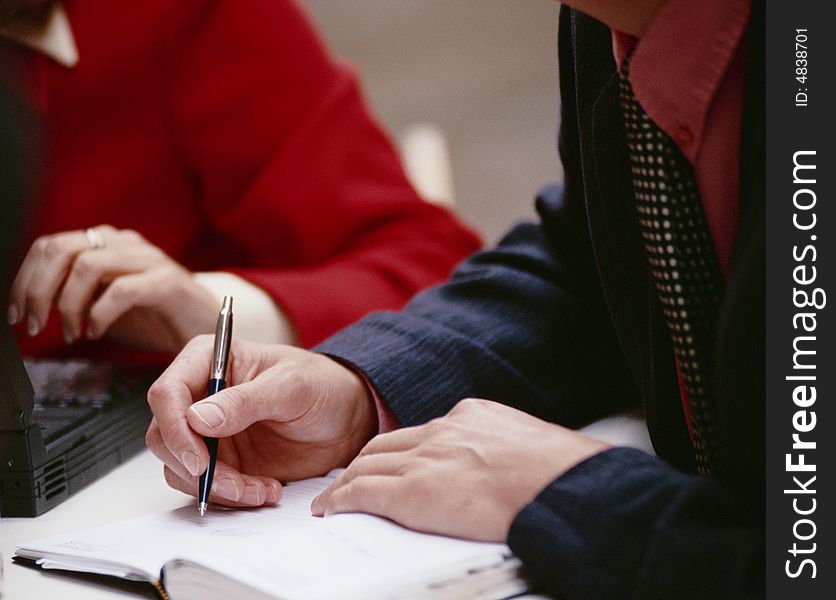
[85,227,105,250]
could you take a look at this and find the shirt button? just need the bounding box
[676,126,694,146]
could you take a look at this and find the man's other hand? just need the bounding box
[312,398,610,541]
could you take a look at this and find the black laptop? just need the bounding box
[0,323,159,517]
[1,84,160,518]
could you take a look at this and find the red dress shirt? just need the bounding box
[0,0,481,360]
[613,0,752,431]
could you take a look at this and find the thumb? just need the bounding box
[186,377,309,437]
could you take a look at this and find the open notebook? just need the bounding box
[15,471,526,600]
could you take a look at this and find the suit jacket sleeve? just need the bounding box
[316,195,638,429]
[509,447,764,599]
[163,0,480,347]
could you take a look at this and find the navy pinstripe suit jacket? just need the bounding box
[318,6,765,598]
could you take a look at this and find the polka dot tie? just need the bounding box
[618,60,723,476]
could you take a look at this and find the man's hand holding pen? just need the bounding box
[145,337,377,508]
[196,295,235,516]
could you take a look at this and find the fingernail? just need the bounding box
[311,494,323,515]
[7,305,18,325]
[215,478,240,501]
[86,326,97,340]
[180,450,201,477]
[190,402,224,428]
[245,484,263,505]
[27,315,39,336]
[268,482,282,504]
[62,324,74,344]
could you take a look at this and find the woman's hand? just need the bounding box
[312,398,611,542]
[7,225,219,353]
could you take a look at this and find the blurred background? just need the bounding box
[302,0,561,243]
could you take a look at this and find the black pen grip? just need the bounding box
[206,377,226,397]
[198,378,226,508]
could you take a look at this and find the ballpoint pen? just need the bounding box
[198,295,233,517]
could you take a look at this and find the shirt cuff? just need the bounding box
[193,271,299,345]
[1,3,79,67]
[360,372,401,434]
[343,363,401,434]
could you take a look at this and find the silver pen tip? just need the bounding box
[199,502,208,517]
[221,295,233,313]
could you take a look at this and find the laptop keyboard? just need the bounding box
[24,360,147,442]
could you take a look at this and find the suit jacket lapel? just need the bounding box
[570,11,695,469]
[570,6,764,475]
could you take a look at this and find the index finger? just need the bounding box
[8,231,90,331]
[147,335,216,474]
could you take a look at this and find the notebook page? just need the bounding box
[17,473,515,599]
[184,510,513,600]
[15,518,169,581]
[14,477,340,582]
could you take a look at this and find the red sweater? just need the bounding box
[1,0,480,358]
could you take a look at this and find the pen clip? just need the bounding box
[211,296,233,381]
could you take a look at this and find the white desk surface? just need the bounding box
[0,413,651,599]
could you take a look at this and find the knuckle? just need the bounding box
[221,386,248,414]
[346,457,370,480]
[339,479,360,505]
[149,246,168,263]
[186,334,213,352]
[278,366,307,395]
[423,417,448,436]
[71,252,98,279]
[401,474,427,503]
[455,397,482,412]
[121,228,143,242]
[107,278,133,302]
[56,290,80,316]
[156,264,176,278]
[415,440,443,460]
[147,378,177,411]
[24,288,48,314]
[359,436,383,456]
[45,235,72,258]
[23,286,39,306]
[43,236,61,258]
[33,236,53,257]
[55,296,76,319]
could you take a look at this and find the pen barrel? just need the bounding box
[198,378,226,506]
[199,437,219,501]
[206,378,226,397]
